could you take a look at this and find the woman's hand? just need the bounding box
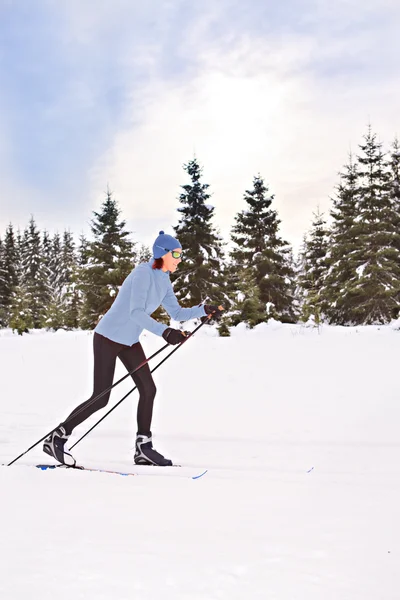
[162,328,188,345]
[203,304,224,322]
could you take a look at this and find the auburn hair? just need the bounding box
[152,258,164,270]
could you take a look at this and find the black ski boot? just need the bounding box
[43,426,76,466]
[134,433,172,466]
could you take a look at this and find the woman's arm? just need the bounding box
[162,282,207,322]
[130,267,168,336]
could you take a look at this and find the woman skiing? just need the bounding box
[43,231,223,467]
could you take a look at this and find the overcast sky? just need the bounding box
[0,0,399,253]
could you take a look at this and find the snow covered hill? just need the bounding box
[1,321,399,599]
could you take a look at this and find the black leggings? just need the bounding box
[62,333,156,436]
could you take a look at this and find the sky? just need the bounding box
[0,0,399,254]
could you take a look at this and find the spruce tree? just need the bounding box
[228,264,266,328]
[0,236,5,325]
[75,233,90,327]
[172,158,226,307]
[15,229,23,284]
[0,224,20,327]
[42,231,53,278]
[78,233,90,267]
[80,190,136,329]
[44,231,79,331]
[49,232,63,290]
[320,156,360,324]
[20,217,51,329]
[349,129,400,323]
[388,138,400,312]
[230,174,296,324]
[297,209,329,323]
[61,230,80,329]
[42,232,61,329]
[388,138,400,213]
[137,244,152,264]
[9,284,34,335]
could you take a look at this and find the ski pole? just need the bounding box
[7,341,171,466]
[7,307,221,466]
[69,318,208,450]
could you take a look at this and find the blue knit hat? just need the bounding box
[153,230,182,259]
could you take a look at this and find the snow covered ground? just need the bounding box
[0,320,399,599]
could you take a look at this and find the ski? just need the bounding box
[35,463,208,480]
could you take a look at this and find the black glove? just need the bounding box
[202,304,224,323]
[162,327,188,345]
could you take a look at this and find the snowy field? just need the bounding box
[0,320,399,600]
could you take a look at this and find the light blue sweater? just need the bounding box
[94,261,207,345]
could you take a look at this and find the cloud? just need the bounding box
[87,3,400,251]
[0,0,399,253]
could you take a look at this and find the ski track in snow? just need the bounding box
[0,322,400,599]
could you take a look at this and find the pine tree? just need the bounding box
[15,229,23,284]
[172,158,226,307]
[44,294,65,331]
[9,284,34,335]
[49,232,63,290]
[78,233,90,267]
[388,138,400,214]
[388,138,400,312]
[75,233,90,327]
[41,231,53,278]
[320,156,360,324]
[0,224,20,327]
[42,232,62,330]
[136,244,152,264]
[0,236,5,325]
[297,209,329,323]
[20,217,51,329]
[61,230,80,329]
[80,190,136,329]
[43,231,80,331]
[228,264,266,328]
[230,174,296,324]
[349,129,400,323]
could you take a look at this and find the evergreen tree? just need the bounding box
[49,232,63,290]
[228,264,266,328]
[0,224,20,327]
[322,131,400,324]
[0,236,5,325]
[43,232,63,330]
[43,231,80,331]
[172,158,226,307]
[388,138,400,304]
[320,156,360,324]
[61,230,80,329]
[78,233,90,267]
[44,293,65,331]
[20,216,51,329]
[230,174,296,324]
[137,244,152,264]
[349,129,400,323]
[9,284,34,335]
[388,138,400,212]
[41,231,53,277]
[15,229,23,284]
[75,233,90,328]
[297,209,329,323]
[80,190,136,329]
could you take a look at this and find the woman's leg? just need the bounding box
[118,342,171,465]
[117,342,157,435]
[62,333,127,435]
